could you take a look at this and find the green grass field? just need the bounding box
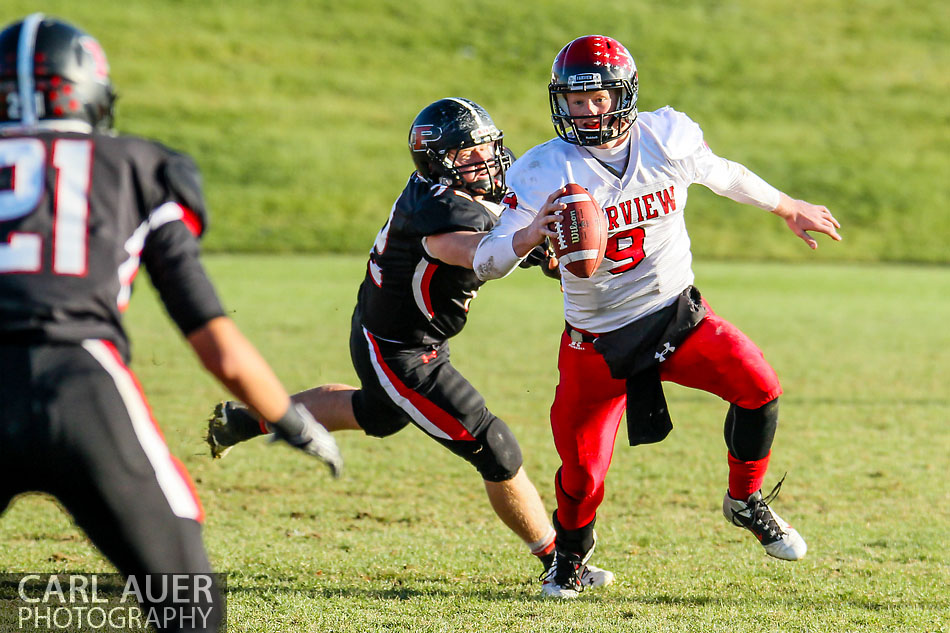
[1,1,948,631]
[1,256,947,632]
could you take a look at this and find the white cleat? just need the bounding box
[540,559,616,599]
[723,480,807,561]
[579,563,615,589]
[540,534,615,598]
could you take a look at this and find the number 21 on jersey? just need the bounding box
[0,137,92,275]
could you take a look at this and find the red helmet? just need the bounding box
[549,35,638,146]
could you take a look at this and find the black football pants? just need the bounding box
[0,342,220,632]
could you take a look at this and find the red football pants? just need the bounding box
[551,303,782,530]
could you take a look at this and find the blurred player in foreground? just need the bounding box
[207,97,611,587]
[0,14,340,632]
[473,34,842,598]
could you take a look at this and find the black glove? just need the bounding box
[519,244,549,268]
[268,403,343,477]
[519,242,561,280]
[519,241,561,280]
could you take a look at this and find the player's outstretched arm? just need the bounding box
[426,189,565,272]
[188,316,291,421]
[187,316,342,476]
[424,231,485,268]
[772,193,842,249]
[473,188,565,281]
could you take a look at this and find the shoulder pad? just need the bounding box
[407,187,495,236]
[506,140,571,212]
[638,106,705,160]
[162,152,209,234]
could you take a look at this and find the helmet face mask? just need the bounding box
[0,14,116,131]
[439,138,509,200]
[549,35,638,147]
[409,98,511,203]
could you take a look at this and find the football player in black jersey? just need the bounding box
[207,98,615,583]
[0,14,341,631]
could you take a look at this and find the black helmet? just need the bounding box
[408,98,511,203]
[0,14,116,130]
[549,35,638,146]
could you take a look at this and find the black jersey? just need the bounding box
[0,127,225,361]
[358,173,504,345]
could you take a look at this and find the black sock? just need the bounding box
[553,511,595,558]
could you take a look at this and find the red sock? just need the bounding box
[727,450,771,500]
[529,528,556,557]
[529,528,556,571]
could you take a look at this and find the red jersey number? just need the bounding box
[603,227,645,275]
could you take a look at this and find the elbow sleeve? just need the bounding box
[693,148,781,211]
[473,232,523,281]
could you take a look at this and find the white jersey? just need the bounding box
[476,106,781,333]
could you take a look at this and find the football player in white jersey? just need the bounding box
[472,34,841,598]
[206,98,613,588]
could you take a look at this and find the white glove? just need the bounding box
[269,403,343,478]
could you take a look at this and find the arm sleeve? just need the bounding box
[141,221,226,336]
[472,202,537,281]
[689,143,781,211]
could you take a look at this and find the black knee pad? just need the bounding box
[724,397,779,461]
[441,416,523,482]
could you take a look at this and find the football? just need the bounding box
[550,183,608,278]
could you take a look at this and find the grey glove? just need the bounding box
[268,403,343,478]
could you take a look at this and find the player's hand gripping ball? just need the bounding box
[550,183,608,278]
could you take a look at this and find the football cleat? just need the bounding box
[205,401,264,459]
[540,535,615,599]
[580,563,615,589]
[723,479,807,561]
[540,557,582,599]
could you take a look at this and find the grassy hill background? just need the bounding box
[4,0,948,262]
